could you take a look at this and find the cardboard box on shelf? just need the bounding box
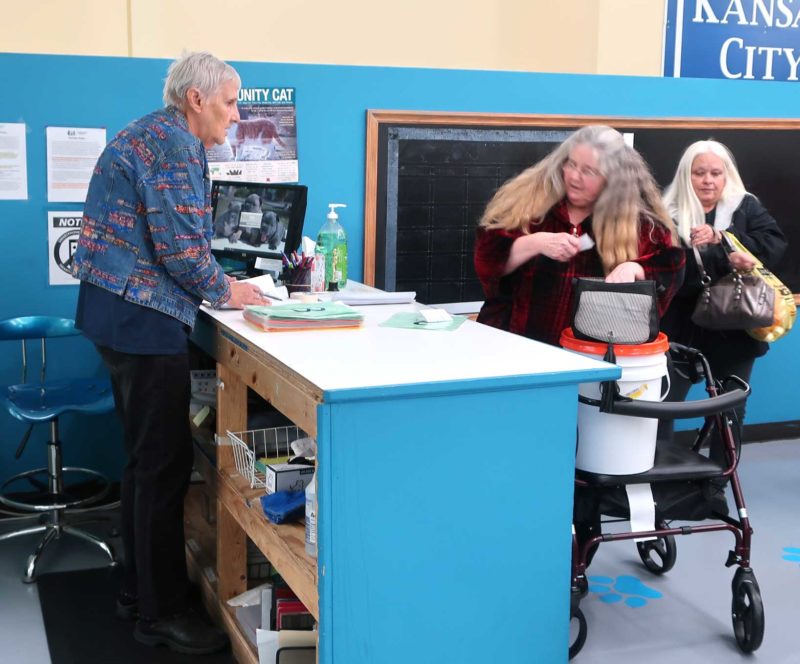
[265,463,315,494]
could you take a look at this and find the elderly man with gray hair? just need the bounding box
[71,52,265,655]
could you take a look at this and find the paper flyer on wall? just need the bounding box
[208,86,298,183]
[46,126,106,202]
[48,211,82,285]
[0,122,29,200]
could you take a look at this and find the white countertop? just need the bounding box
[200,293,617,396]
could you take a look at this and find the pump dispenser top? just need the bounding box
[327,203,346,221]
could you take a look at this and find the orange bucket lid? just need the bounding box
[560,328,669,356]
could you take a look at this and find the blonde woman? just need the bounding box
[660,140,786,435]
[474,125,684,345]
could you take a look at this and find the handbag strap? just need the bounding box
[692,230,755,285]
[692,244,713,286]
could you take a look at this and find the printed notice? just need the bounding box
[46,126,106,202]
[48,211,83,285]
[0,122,28,200]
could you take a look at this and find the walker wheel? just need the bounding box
[731,567,764,652]
[569,607,587,660]
[636,534,677,574]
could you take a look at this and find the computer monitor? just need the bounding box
[210,180,308,274]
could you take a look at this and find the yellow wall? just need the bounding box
[1,0,130,57]
[0,0,665,76]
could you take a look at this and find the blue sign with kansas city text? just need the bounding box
[664,0,800,81]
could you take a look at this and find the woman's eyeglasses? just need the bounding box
[563,159,603,180]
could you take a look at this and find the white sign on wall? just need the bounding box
[664,0,800,81]
[48,211,82,285]
[46,126,106,202]
[0,122,28,200]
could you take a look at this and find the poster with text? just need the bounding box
[208,86,298,183]
[48,211,82,285]
[0,122,29,200]
[46,126,106,202]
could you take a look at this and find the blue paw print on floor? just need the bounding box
[588,575,663,608]
[782,547,800,565]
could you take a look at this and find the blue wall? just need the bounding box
[1,53,798,479]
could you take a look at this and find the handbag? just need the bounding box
[724,232,797,342]
[571,278,659,345]
[690,233,774,332]
[571,277,660,412]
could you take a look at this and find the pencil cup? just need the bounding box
[283,267,312,295]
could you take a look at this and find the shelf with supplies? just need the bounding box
[184,485,260,664]
[186,423,317,664]
[186,344,318,664]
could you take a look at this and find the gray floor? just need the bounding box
[0,508,122,664]
[576,438,800,663]
[0,440,797,663]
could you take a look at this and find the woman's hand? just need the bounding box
[728,250,757,271]
[227,281,269,308]
[689,225,720,247]
[605,261,645,283]
[503,232,581,275]
[534,232,582,262]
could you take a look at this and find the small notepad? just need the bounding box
[419,308,453,323]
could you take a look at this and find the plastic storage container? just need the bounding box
[560,329,669,475]
[304,468,317,557]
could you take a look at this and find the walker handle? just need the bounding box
[580,376,750,420]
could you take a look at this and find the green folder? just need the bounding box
[379,312,467,331]
[246,302,363,321]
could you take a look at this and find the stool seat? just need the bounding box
[4,378,114,423]
[0,315,118,582]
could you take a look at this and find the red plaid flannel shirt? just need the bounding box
[474,201,685,345]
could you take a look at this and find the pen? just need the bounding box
[281,253,291,268]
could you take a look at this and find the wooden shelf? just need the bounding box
[216,466,318,620]
[186,484,259,664]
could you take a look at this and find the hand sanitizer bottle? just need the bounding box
[315,203,347,290]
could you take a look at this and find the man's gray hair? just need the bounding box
[163,51,241,108]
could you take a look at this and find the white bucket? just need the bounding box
[561,330,669,475]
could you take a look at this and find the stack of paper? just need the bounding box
[321,290,416,305]
[243,302,364,331]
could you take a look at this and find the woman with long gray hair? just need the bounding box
[474,124,685,346]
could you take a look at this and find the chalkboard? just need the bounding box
[364,111,800,304]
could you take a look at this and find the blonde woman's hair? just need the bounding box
[479,125,678,273]
[662,140,747,244]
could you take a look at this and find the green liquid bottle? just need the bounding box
[316,203,347,290]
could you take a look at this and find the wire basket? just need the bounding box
[227,426,307,489]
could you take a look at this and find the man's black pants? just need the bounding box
[98,346,193,620]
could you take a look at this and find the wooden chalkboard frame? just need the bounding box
[363,110,800,301]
